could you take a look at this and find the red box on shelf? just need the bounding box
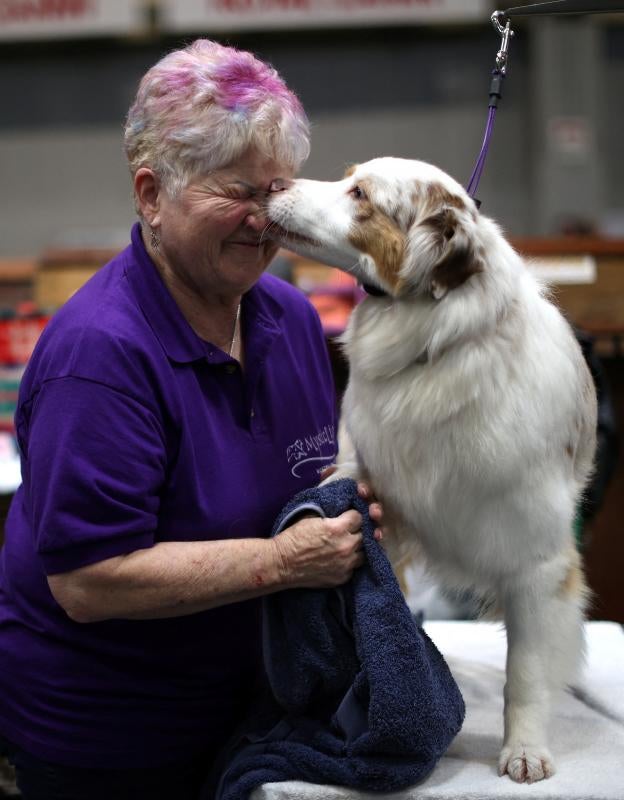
[0,314,50,366]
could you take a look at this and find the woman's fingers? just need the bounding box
[357,483,386,536]
[357,482,370,500]
[334,509,362,535]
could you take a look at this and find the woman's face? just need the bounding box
[156,148,294,300]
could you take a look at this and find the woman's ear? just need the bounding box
[134,168,161,226]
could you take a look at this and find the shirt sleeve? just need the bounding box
[23,376,167,575]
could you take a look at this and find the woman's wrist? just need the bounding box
[267,534,295,588]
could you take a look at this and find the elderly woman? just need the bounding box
[0,40,382,800]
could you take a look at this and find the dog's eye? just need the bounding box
[350,185,366,201]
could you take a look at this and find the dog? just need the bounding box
[267,157,597,784]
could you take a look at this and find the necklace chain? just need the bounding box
[228,303,241,357]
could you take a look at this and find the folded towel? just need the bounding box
[210,479,465,800]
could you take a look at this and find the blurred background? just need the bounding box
[0,0,622,621]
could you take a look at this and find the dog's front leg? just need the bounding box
[498,559,586,783]
[320,417,365,486]
[499,580,555,782]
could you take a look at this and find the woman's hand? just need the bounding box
[272,511,364,588]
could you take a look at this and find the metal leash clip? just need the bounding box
[492,11,514,74]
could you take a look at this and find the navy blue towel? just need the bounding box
[210,478,465,799]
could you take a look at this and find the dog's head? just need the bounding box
[267,157,484,300]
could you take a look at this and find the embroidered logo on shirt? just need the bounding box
[286,424,336,477]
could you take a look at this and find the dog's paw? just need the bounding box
[498,743,555,783]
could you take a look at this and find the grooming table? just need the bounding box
[252,621,624,800]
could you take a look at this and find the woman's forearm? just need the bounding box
[47,510,365,624]
[47,537,282,623]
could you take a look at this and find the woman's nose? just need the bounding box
[245,205,268,232]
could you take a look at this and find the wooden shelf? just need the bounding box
[511,237,624,257]
[0,260,37,309]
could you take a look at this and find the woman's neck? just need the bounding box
[144,230,242,352]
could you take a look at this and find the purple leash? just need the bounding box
[466,101,499,202]
[466,1,624,205]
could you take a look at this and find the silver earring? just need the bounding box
[150,227,161,251]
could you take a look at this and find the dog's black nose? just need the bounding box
[269,179,293,193]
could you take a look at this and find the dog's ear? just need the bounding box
[410,186,483,300]
[424,206,482,300]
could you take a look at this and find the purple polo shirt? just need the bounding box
[0,223,337,768]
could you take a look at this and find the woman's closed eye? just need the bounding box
[229,182,271,202]
[224,186,255,200]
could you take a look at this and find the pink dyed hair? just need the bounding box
[124,39,310,195]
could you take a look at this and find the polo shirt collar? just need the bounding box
[126,222,284,364]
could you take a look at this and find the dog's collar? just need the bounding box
[361,283,388,298]
[361,282,444,302]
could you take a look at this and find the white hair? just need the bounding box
[124,39,310,197]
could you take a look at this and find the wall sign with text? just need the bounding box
[0,0,144,40]
[161,0,489,32]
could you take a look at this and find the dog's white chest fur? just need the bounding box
[340,277,593,593]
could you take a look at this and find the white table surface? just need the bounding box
[253,621,624,800]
